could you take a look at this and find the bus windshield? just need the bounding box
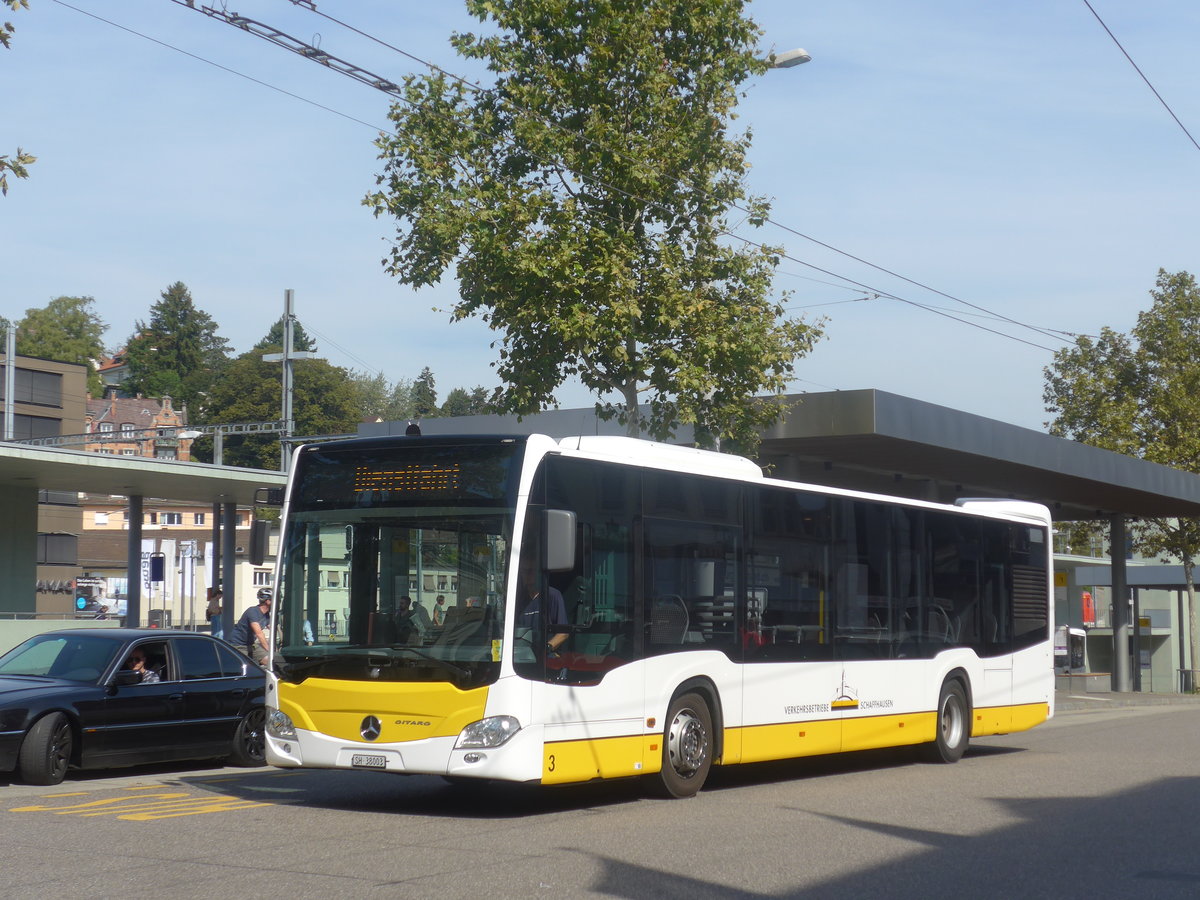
[273,439,523,690]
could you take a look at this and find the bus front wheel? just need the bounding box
[924,679,969,763]
[654,692,713,798]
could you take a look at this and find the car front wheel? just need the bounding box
[228,707,267,767]
[19,712,73,785]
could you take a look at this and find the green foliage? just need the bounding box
[199,351,360,469]
[412,367,437,418]
[122,282,232,413]
[2,2,34,195]
[1,0,27,50]
[1044,268,1200,668]
[254,317,318,352]
[348,370,418,422]
[13,296,106,394]
[441,385,496,417]
[0,146,34,196]
[365,0,822,449]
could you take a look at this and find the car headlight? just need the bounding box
[455,715,521,749]
[267,708,297,740]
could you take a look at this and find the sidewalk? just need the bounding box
[1055,688,1200,713]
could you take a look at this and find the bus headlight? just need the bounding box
[267,709,297,740]
[455,716,521,749]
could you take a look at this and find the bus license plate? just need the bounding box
[351,754,387,769]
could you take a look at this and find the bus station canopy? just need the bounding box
[0,442,286,506]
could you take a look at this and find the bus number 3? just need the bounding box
[548,755,555,772]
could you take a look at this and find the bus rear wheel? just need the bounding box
[924,679,969,763]
[654,692,713,798]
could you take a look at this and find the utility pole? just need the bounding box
[3,324,14,440]
[263,289,315,472]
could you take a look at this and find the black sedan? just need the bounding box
[0,628,266,785]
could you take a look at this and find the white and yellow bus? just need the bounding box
[264,433,1053,797]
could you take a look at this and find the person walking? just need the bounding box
[230,588,273,666]
[206,587,224,640]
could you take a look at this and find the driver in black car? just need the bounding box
[124,648,160,683]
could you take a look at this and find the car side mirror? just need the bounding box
[112,669,142,687]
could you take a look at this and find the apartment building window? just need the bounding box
[162,513,182,526]
[94,512,109,526]
[147,512,157,525]
[193,513,206,526]
[9,414,59,441]
[99,422,114,433]
[0,368,62,407]
[327,571,340,588]
[122,449,136,456]
[120,422,136,435]
[253,570,272,586]
[37,533,77,565]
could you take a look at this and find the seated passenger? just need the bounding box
[124,648,160,683]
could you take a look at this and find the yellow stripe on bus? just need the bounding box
[972,702,1048,737]
[542,734,658,784]
[537,700,1049,785]
[277,679,488,743]
[734,719,841,763]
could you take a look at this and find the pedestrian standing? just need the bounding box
[230,588,273,666]
[206,587,224,640]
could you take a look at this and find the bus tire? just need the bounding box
[924,679,969,764]
[654,692,713,798]
[19,712,73,785]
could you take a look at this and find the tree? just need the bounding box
[13,296,106,394]
[199,352,360,469]
[2,1,35,196]
[254,317,318,352]
[1044,269,1200,682]
[366,0,823,448]
[122,282,232,413]
[412,367,437,418]
[348,370,418,422]
[441,385,495,417]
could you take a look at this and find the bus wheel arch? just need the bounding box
[923,670,971,764]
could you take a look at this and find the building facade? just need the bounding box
[0,353,88,615]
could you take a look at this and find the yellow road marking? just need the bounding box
[11,789,272,821]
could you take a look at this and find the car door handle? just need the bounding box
[169,693,185,702]
[230,689,247,697]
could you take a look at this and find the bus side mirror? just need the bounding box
[544,509,576,572]
[249,519,270,566]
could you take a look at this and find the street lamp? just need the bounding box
[769,48,812,68]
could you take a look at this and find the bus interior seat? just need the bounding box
[649,595,688,644]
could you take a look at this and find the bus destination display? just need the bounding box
[354,463,460,496]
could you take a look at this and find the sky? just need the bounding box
[5,1,1199,432]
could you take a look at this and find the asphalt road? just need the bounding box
[2,702,1199,899]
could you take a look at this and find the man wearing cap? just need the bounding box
[230,588,273,666]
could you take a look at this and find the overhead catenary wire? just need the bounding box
[53,0,1067,356]
[170,2,1065,352]
[282,0,1073,345]
[1082,0,1200,154]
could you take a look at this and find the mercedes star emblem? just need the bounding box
[360,715,382,741]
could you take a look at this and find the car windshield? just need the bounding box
[0,633,122,683]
